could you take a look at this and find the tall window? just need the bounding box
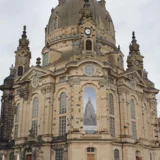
[14,104,19,139]
[150,153,152,160]
[86,40,92,51]
[56,149,63,160]
[17,66,23,76]
[130,99,135,119]
[60,93,66,114]
[114,149,120,160]
[132,121,137,139]
[59,116,66,136]
[43,52,49,66]
[31,97,39,136]
[130,99,137,139]
[109,93,114,115]
[14,124,18,138]
[15,105,19,123]
[109,117,115,137]
[32,97,39,118]
[9,152,14,160]
[32,120,38,136]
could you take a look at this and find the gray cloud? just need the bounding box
[0,0,160,113]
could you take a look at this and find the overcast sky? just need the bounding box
[0,0,160,114]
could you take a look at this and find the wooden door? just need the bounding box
[136,157,142,160]
[87,154,95,160]
[26,155,32,160]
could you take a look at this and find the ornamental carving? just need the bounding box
[41,85,55,94]
[69,77,80,86]
[127,55,143,69]
[47,27,77,43]
[18,82,30,100]
[98,77,109,87]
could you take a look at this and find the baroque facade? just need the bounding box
[0,0,160,160]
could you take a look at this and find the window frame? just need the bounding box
[14,124,18,138]
[130,99,135,119]
[109,117,115,137]
[85,64,95,76]
[86,39,92,51]
[114,149,120,160]
[15,105,19,123]
[132,121,137,139]
[109,93,114,115]
[32,120,38,136]
[9,152,15,160]
[32,97,39,118]
[60,93,67,114]
[17,66,23,76]
[55,149,63,160]
[59,116,66,136]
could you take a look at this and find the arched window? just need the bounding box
[130,99,135,119]
[43,52,49,66]
[109,93,114,115]
[32,97,39,118]
[15,105,19,123]
[118,55,123,69]
[17,66,23,76]
[87,148,96,160]
[86,40,92,51]
[9,152,14,160]
[60,93,66,114]
[114,149,120,160]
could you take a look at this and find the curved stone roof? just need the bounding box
[47,0,115,37]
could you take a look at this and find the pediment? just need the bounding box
[16,66,53,83]
[124,71,146,87]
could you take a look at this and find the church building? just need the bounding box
[0,0,160,159]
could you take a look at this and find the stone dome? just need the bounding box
[43,0,118,66]
[47,0,115,38]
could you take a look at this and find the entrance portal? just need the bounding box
[26,154,32,160]
[87,154,95,160]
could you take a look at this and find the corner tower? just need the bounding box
[0,66,15,148]
[15,26,31,76]
[127,32,144,76]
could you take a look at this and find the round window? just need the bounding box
[84,65,95,76]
